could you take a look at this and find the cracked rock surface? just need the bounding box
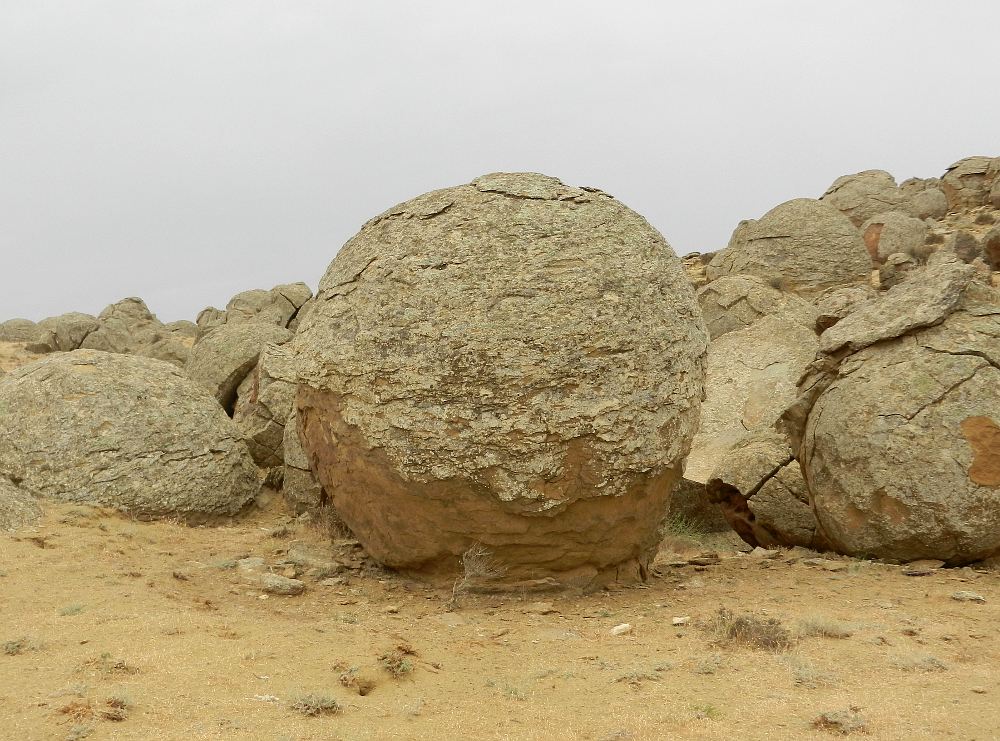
[706,430,825,549]
[803,280,1000,564]
[0,350,259,522]
[292,172,708,589]
[685,314,818,484]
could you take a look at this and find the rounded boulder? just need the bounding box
[706,199,871,296]
[293,172,708,589]
[803,301,1000,564]
[0,351,259,522]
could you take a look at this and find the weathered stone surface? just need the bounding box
[819,255,976,355]
[706,199,871,295]
[292,172,708,588]
[813,286,877,332]
[0,319,37,342]
[878,252,919,290]
[0,351,259,522]
[705,430,823,549]
[982,226,1000,269]
[910,187,949,220]
[281,406,326,512]
[0,477,42,533]
[942,230,983,265]
[288,297,316,333]
[991,176,1000,210]
[803,292,1000,564]
[696,275,817,339]
[686,315,818,484]
[25,312,99,353]
[260,572,305,595]
[941,156,1000,209]
[196,307,226,332]
[164,320,198,338]
[138,337,191,368]
[226,282,313,328]
[80,297,166,354]
[820,170,910,226]
[233,343,297,468]
[860,212,927,262]
[186,323,293,413]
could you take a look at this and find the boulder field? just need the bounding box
[3,155,1000,573]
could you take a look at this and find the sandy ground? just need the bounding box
[2,498,998,741]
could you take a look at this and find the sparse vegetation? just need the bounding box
[3,635,44,655]
[812,709,868,734]
[65,724,93,741]
[779,655,840,688]
[287,691,341,716]
[796,614,858,639]
[380,644,416,678]
[450,542,507,605]
[709,607,793,650]
[502,680,530,700]
[894,654,950,672]
[691,704,721,719]
[692,654,722,675]
[312,501,353,542]
[59,603,85,616]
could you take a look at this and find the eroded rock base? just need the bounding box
[297,386,676,593]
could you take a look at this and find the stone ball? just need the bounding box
[803,304,1000,564]
[0,350,259,522]
[292,173,708,590]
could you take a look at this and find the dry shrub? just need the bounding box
[288,691,341,716]
[709,608,793,650]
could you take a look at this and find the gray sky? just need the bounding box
[2,1,998,323]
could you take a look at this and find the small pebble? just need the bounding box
[610,623,632,636]
[672,616,690,625]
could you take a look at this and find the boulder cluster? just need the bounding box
[2,157,1000,587]
[684,156,1000,566]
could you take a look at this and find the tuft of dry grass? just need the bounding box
[779,655,839,688]
[449,542,507,605]
[796,614,858,639]
[708,608,793,650]
[812,708,868,734]
[288,691,341,716]
[894,654,949,672]
[380,645,415,679]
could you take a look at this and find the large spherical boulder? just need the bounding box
[0,350,259,522]
[803,290,1000,564]
[0,319,37,343]
[706,199,871,295]
[860,212,927,262]
[293,172,708,589]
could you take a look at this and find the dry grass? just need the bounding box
[708,608,794,650]
[795,614,858,639]
[779,655,840,689]
[287,691,341,716]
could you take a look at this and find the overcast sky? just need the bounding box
[2,1,998,323]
